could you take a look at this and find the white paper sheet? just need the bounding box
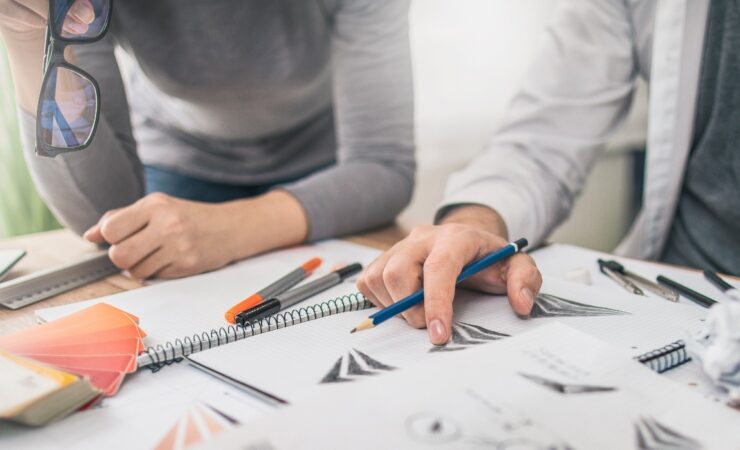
[197,324,739,450]
[189,276,709,402]
[0,363,275,450]
[35,240,381,347]
[532,243,737,302]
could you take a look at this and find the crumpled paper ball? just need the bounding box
[687,291,740,406]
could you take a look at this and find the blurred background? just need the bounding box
[0,0,648,250]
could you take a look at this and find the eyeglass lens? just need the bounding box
[38,66,97,149]
[54,0,110,41]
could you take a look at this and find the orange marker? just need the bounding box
[224,257,322,324]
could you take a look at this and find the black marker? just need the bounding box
[236,263,363,325]
[656,275,717,309]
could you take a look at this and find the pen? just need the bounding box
[597,259,645,296]
[603,266,645,296]
[598,259,677,301]
[225,257,322,324]
[656,275,717,309]
[236,263,363,325]
[350,238,528,334]
[703,270,740,301]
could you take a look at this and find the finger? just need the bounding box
[383,251,426,329]
[99,201,152,245]
[357,250,396,309]
[461,264,508,294]
[423,247,469,345]
[69,0,95,24]
[83,208,120,243]
[504,253,542,317]
[127,248,172,280]
[108,227,162,270]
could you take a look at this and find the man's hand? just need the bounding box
[357,205,542,345]
[84,190,308,280]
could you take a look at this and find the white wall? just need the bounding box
[402,0,648,251]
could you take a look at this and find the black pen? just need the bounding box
[703,270,740,301]
[656,275,717,308]
[236,263,363,325]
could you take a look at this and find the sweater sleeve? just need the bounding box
[19,35,145,236]
[437,0,639,247]
[280,0,416,240]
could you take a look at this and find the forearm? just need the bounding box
[281,159,414,241]
[0,28,45,113]
[222,190,309,260]
[438,204,509,239]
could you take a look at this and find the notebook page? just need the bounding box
[200,324,739,450]
[190,276,709,402]
[34,240,381,347]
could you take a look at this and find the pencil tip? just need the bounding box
[350,328,357,334]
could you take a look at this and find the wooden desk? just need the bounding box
[0,226,408,335]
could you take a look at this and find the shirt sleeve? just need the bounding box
[437,0,639,246]
[281,0,416,241]
[19,35,145,236]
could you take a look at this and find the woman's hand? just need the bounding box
[0,0,95,111]
[84,190,309,280]
[357,205,542,345]
[0,0,94,34]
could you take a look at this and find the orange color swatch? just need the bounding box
[0,303,146,397]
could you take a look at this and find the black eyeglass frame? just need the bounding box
[35,0,112,158]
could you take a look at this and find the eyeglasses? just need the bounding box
[36,0,112,157]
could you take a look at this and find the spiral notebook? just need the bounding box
[187,277,706,402]
[140,290,690,375]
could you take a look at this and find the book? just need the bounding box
[0,351,99,426]
[202,324,739,450]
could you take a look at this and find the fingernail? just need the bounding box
[71,1,96,24]
[521,287,535,310]
[429,319,447,345]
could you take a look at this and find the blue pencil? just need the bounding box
[350,238,528,333]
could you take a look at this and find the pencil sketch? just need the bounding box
[518,372,617,395]
[405,411,574,449]
[319,348,396,384]
[430,322,509,353]
[530,293,629,318]
[406,412,461,444]
[635,416,703,450]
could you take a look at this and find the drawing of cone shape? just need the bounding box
[319,348,396,384]
[430,322,509,353]
[530,293,629,318]
[634,416,702,450]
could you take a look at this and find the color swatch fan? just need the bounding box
[0,303,146,397]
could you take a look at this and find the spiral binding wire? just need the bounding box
[139,292,372,372]
[635,340,691,373]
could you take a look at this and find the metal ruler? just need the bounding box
[0,251,120,310]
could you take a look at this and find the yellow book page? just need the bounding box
[0,351,78,416]
[0,350,78,386]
